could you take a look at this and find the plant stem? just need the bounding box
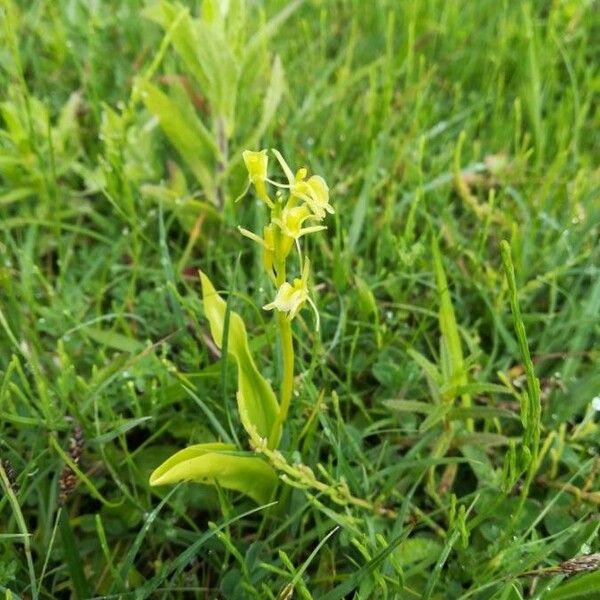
[269,203,295,445]
[273,312,294,438]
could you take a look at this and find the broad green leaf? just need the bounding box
[408,348,441,383]
[200,272,280,446]
[460,442,498,486]
[136,79,217,202]
[145,1,239,133]
[149,443,277,504]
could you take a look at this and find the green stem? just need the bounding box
[269,203,295,445]
[272,313,294,440]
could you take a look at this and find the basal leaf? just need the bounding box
[200,272,280,446]
[149,443,277,504]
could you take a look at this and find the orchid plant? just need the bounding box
[149,149,333,504]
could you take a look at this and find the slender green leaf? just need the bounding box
[58,510,91,600]
[501,240,541,474]
[431,235,470,414]
[136,502,277,598]
[82,327,145,353]
[320,531,409,600]
[545,570,600,600]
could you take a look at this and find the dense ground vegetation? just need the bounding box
[1,0,599,598]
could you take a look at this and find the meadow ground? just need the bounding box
[0,1,599,598]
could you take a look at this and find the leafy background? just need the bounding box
[0,0,599,598]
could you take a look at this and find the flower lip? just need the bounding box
[262,259,317,325]
[292,175,333,218]
[271,205,327,240]
[263,281,307,320]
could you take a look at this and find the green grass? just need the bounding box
[1,0,599,598]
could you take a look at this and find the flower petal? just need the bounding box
[243,150,268,184]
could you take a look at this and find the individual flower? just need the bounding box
[292,175,333,219]
[243,149,267,184]
[263,259,316,324]
[263,281,305,320]
[272,205,327,240]
[242,149,272,207]
[270,149,333,219]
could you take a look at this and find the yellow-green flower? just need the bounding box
[272,205,327,240]
[293,175,333,219]
[270,149,333,218]
[243,149,268,184]
[263,259,314,322]
[263,281,305,320]
[242,149,272,206]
